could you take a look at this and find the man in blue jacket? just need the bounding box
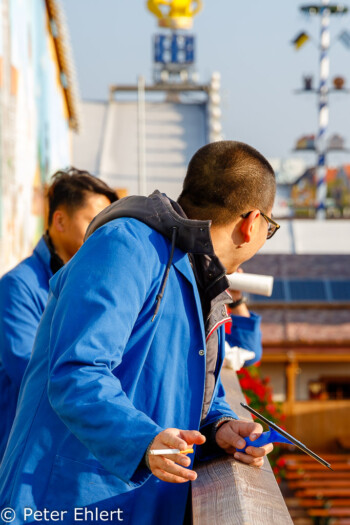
[0,168,117,459]
[0,141,278,524]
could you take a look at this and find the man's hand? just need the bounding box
[148,428,206,483]
[215,420,273,467]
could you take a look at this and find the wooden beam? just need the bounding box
[262,353,350,363]
[109,83,210,95]
[250,302,350,310]
[286,361,298,406]
[191,369,293,524]
[262,340,350,348]
[45,0,79,130]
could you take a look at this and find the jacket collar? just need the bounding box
[34,236,53,279]
[43,231,64,275]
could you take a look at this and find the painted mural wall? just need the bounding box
[0,0,72,273]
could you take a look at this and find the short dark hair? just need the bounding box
[47,167,118,226]
[178,141,276,225]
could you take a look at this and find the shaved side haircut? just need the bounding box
[178,141,276,225]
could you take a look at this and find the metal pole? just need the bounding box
[208,72,222,142]
[316,0,330,219]
[137,75,147,196]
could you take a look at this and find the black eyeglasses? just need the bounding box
[241,211,280,239]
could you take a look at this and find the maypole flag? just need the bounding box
[339,29,350,49]
[292,31,310,49]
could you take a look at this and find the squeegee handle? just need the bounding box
[236,428,292,452]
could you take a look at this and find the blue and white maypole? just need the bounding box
[316,0,330,219]
[296,2,348,219]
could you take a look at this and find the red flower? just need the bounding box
[266,404,277,415]
[240,378,253,390]
[276,458,286,468]
[238,365,284,430]
[252,383,266,399]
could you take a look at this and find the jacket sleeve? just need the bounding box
[0,274,42,387]
[196,374,238,461]
[47,222,164,487]
[226,312,262,365]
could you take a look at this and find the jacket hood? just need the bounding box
[85,190,214,256]
[85,190,230,320]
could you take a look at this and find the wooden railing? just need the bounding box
[192,368,293,524]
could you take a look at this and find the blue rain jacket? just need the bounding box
[0,236,52,460]
[0,217,239,525]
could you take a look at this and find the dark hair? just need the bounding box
[47,167,118,226]
[178,141,276,225]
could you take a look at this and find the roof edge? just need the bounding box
[45,0,81,131]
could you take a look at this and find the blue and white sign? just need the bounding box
[154,34,195,64]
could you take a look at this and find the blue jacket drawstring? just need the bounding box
[152,227,178,322]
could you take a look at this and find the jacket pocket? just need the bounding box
[43,455,136,524]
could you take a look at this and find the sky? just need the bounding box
[61,0,350,164]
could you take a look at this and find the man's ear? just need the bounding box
[240,210,260,243]
[51,209,67,233]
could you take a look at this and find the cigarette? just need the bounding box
[149,448,194,456]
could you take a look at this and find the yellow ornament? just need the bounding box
[146,0,202,30]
